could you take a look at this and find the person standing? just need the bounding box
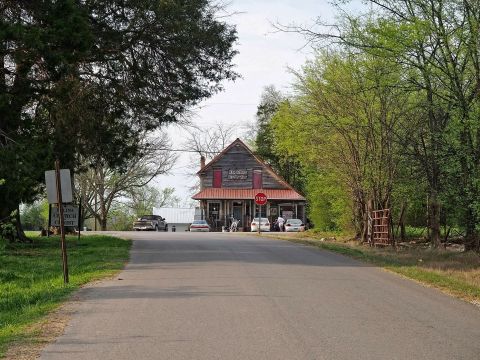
[277,216,285,232]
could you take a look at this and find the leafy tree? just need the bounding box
[107,186,180,231]
[254,86,306,192]
[128,186,181,218]
[271,51,407,238]
[20,200,49,231]
[0,0,238,240]
[280,0,480,251]
[76,134,176,230]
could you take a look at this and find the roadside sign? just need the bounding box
[45,169,73,204]
[255,192,267,205]
[51,205,79,227]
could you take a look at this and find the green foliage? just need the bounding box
[305,172,352,231]
[20,200,49,231]
[254,1,480,250]
[1,0,238,239]
[254,86,306,192]
[0,235,131,356]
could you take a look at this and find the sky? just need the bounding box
[155,0,363,204]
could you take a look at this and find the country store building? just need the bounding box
[192,138,306,231]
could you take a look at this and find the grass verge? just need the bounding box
[271,232,480,305]
[0,235,131,357]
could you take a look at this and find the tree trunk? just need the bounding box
[0,204,30,243]
[100,217,107,231]
[361,200,372,243]
[429,195,441,248]
[464,208,479,252]
[15,205,31,242]
[398,202,407,242]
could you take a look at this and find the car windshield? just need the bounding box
[140,215,156,220]
[252,218,269,223]
[286,219,302,225]
[192,220,207,225]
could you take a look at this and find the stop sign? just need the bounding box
[254,192,267,205]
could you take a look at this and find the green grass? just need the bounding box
[275,234,480,303]
[0,235,131,357]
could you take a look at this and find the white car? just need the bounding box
[284,219,305,232]
[189,220,210,232]
[251,218,270,232]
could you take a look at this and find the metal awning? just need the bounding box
[192,188,306,201]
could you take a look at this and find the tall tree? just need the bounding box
[254,86,305,192]
[76,134,176,230]
[283,0,480,250]
[0,0,238,240]
[271,51,407,237]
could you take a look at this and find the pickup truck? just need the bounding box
[133,215,168,231]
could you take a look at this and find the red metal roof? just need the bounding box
[192,188,306,201]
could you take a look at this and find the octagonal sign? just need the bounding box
[254,192,267,206]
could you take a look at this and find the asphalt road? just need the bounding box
[40,232,480,360]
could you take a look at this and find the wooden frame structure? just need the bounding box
[368,208,393,246]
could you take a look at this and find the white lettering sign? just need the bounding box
[227,169,248,180]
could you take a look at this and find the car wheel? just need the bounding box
[164,225,168,232]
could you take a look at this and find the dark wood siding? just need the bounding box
[200,144,286,189]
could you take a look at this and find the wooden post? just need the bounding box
[258,205,261,234]
[78,197,82,243]
[47,204,51,237]
[55,160,69,284]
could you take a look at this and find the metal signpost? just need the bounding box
[45,162,71,284]
[254,192,267,234]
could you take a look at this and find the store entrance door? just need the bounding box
[232,201,243,228]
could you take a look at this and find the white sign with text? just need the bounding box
[51,205,79,227]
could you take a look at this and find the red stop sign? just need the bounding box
[254,192,267,205]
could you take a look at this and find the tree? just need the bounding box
[184,122,238,161]
[344,0,480,250]
[127,186,181,218]
[281,0,480,250]
[20,200,49,231]
[76,134,176,230]
[271,51,407,237]
[1,0,238,240]
[107,186,180,231]
[253,86,306,192]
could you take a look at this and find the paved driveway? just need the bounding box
[40,232,480,359]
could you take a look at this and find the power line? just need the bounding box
[152,147,221,154]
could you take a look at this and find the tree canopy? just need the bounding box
[260,0,480,251]
[0,0,238,240]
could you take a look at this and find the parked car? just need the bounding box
[251,218,270,232]
[189,219,210,232]
[284,219,305,232]
[133,215,168,231]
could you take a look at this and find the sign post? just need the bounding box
[45,163,72,284]
[55,160,69,284]
[254,192,267,234]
